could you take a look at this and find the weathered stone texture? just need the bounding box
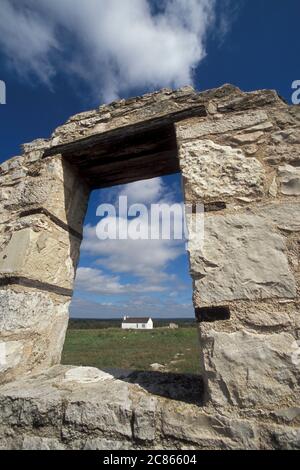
[0,340,24,374]
[191,206,297,305]
[0,155,89,233]
[176,110,271,141]
[278,164,300,195]
[0,287,69,384]
[201,329,299,408]
[1,366,298,450]
[49,84,276,148]
[179,139,265,202]
[0,214,80,289]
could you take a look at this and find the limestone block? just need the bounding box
[257,202,300,232]
[179,139,265,202]
[0,392,64,429]
[274,406,300,423]
[271,128,300,145]
[233,131,265,144]
[162,408,223,444]
[191,210,296,305]
[0,288,69,383]
[202,329,299,407]
[0,215,80,289]
[247,121,274,132]
[234,302,293,329]
[263,425,300,450]
[176,110,270,141]
[272,109,300,127]
[0,437,23,450]
[1,156,89,234]
[64,381,133,438]
[64,367,115,383]
[264,124,300,166]
[133,394,157,442]
[161,406,258,449]
[216,89,280,113]
[22,138,50,162]
[278,164,300,195]
[0,340,24,373]
[0,156,24,175]
[0,288,70,335]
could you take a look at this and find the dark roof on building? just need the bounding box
[122,317,151,324]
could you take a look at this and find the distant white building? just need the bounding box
[121,316,153,330]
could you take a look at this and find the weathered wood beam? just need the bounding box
[43,104,206,159]
[87,150,180,189]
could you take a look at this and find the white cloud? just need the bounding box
[75,266,168,295]
[118,177,166,205]
[0,0,58,85]
[79,175,187,295]
[75,267,128,295]
[0,0,217,101]
[82,223,183,282]
[100,176,177,207]
[70,295,194,319]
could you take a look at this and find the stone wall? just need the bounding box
[176,88,300,418]
[0,366,299,450]
[0,154,89,384]
[0,84,299,449]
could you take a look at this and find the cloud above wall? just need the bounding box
[0,0,219,101]
[71,175,193,317]
[80,177,185,288]
[75,267,171,295]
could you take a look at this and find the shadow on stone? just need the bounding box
[116,369,204,405]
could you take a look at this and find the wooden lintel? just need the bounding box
[44,104,206,159]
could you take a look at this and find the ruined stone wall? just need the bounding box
[0,85,299,449]
[0,153,89,383]
[176,88,300,418]
[0,86,207,383]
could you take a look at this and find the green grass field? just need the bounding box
[62,326,200,374]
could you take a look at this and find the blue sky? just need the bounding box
[0,0,299,318]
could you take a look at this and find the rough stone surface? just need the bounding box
[278,164,300,195]
[22,437,65,450]
[0,214,80,289]
[0,287,69,383]
[179,139,265,202]
[192,208,297,305]
[176,110,270,141]
[0,156,89,233]
[0,288,69,334]
[232,131,265,144]
[0,366,298,450]
[201,329,299,408]
[64,367,116,384]
[0,340,24,374]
